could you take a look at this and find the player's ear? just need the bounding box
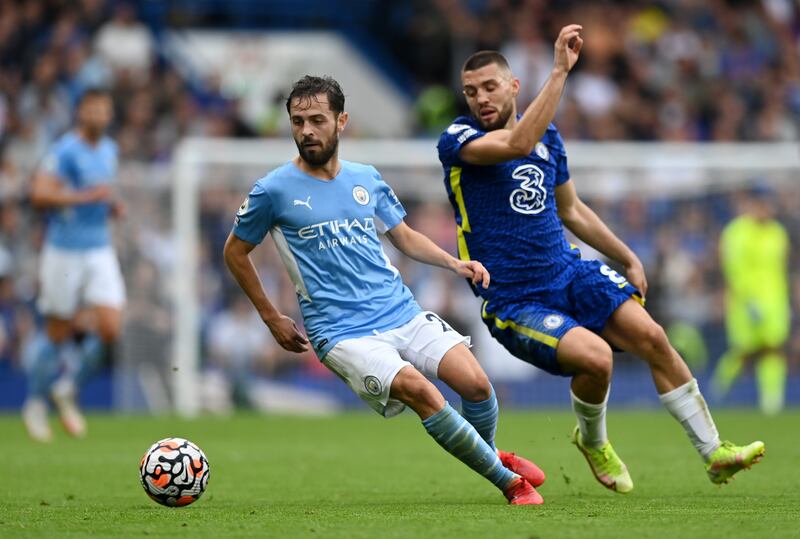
[337,111,348,132]
[511,78,520,98]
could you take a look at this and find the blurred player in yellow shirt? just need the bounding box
[713,185,791,415]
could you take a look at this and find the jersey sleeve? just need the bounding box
[232,182,276,245]
[372,168,407,233]
[551,128,571,186]
[437,122,486,166]
[40,144,72,183]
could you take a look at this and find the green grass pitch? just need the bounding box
[1,410,798,538]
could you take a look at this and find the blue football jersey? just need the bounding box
[40,131,118,250]
[437,116,579,302]
[233,159,421,358]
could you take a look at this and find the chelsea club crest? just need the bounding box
[535,142,549,161]
[543,314,564,330]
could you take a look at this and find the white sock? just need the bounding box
[570,388,609,449]
[659,378,720,461]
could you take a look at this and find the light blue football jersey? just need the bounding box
[233,159,421,358]
[41,131,118,250]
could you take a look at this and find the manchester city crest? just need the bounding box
[353,185,370,205]
[237,197,249,215]
[364,375,382,396]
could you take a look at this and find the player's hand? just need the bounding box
[553,24,583,74]
[625,258,648,298]
[77,184,114,204]
[266,314,310,353]
[110,199,127,218]
[454,259,491,289]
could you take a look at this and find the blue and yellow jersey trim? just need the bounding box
[481,301,560,349]
[448,166,471,261]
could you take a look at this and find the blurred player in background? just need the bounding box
[22,89,125,442]
[713,186,791,415]
[437,26,764,494]
[224,75,555,505]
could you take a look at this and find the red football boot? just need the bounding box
[498,449,546,487]
[503,477,544,505]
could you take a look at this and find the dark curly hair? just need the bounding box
[285,75,345,115]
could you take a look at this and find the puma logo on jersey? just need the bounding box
[293,196,312,210]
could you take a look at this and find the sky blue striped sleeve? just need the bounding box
[373,170,406,232]
[233,182,275,245]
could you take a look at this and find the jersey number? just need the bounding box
[509,164,547,215]
[425,313,452,333]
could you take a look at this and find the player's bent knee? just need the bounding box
[46,319,73,343]
[640,322,672,360]
[583,352,613,384]
[461,372,492,402]
[391,368,445,414]
[472,379,493,402]
[97,326,121,343]
[576,339,614,384]
[96,318,122,343]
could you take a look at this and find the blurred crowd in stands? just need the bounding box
[393,0,800,139]
[0,0,797,410]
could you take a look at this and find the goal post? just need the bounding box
[171,138,799,416]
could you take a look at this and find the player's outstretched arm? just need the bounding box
[30,170,113,208]
[555,181,648,296]
[223,232,309,353]
[385,221,490,289]
[460,24,583,166]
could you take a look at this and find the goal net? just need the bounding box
[165,138,799,416]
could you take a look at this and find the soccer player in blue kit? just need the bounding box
[437,25,765,493]
[224,75,547,504]
[22,89,125,441]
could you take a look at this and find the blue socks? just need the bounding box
[422,403,516,489]
[461,386,499,451]
[23,332,107,400]
[23,333,62,398]
[73,335,106,388]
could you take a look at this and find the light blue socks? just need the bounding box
[23,333,62,398]
[73,335,106,388]
[422,403,516,489]
[461,386,499,451]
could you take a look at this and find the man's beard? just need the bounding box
[80,122,106,140]
[476,102,514,131]
[296,133,339,167]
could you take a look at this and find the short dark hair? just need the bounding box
[78,87,111,105]
[462,50,511,73]
[285,75,345,115]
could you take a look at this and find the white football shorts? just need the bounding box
[323,311,470,418]
[38,245,126,318]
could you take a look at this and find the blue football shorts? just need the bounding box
[481,259,642,376]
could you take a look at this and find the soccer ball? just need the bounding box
[139,437,210,507]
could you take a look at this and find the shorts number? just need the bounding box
[425,313,452,333]
[600,264,627,285]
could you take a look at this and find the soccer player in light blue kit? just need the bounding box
[224,75,545,505]
[437,25,764,493]
[22,89,125,442]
